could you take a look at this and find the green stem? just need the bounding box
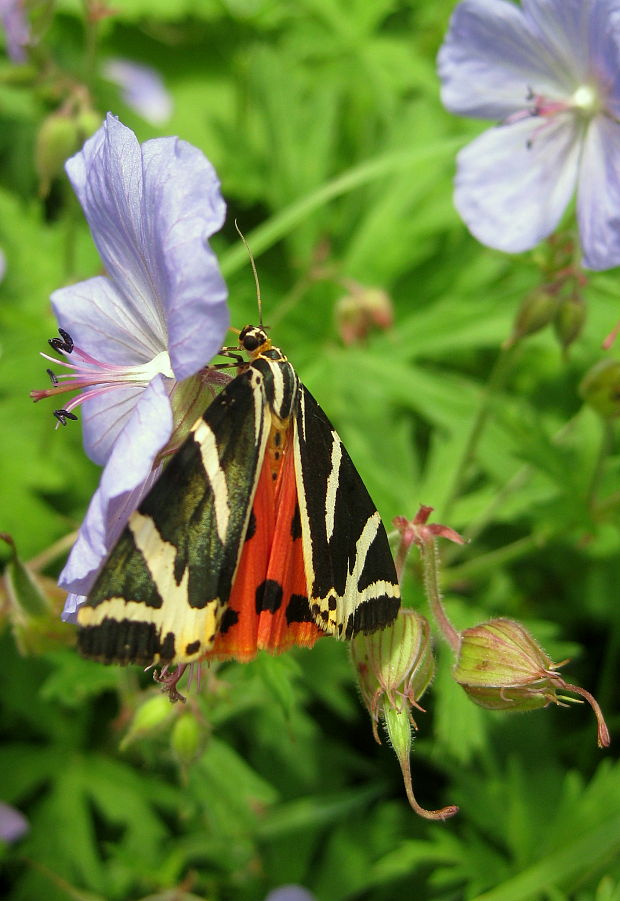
[442,342,520,521]
[420,539,459,654]
[219,138,464,278]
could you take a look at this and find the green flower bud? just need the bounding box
[120,694,174,750]
[454,619,610,747]
[35,112,80,197]
[171,712,202,765]
[352,611,457,820]
[579,358,620,420]
[554,294,586,350]
[505,289,559,347]
[352,609,434,742]
[1,534,71,655]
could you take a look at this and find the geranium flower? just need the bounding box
[31,114,228,618]
[0,0,30,63]
[103,59,173,125]
[438,0,620,270]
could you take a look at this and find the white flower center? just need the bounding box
[571,83,600,116]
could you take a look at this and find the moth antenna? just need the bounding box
[234,219,263,328]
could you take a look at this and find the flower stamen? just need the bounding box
[31,330,174,427]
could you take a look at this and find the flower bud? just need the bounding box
[352,609,434,742]
[454,619,610,747]
[171,712,202,765]
[120,694,174,750]
[554,294,586,350]
[352,611,458,820]
[504,289,559,347]
[579,358,620,420]
[1,533,71,655]
[35,111,80,197]
[335,282,393,345]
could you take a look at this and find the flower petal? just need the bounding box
[52,274,166,366]
[453,114,581,253]
[0,802,29,843]
[523,0,620,88]
[103,59,173,126]
[66,116,168,348]
[59,375,173,604]
[578,116,620,270]
[66,115,228,383]
[438,0,569,120]
[141,135,229,379]
[1,0,30,63]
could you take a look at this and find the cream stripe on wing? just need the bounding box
[324,434,342,542]
[192,420,230,542]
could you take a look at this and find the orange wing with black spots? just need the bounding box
[208,426,323,660]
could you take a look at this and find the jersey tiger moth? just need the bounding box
[77,325,401,673]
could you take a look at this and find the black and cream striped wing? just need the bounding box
[77,366,270,666]
[293,386,400,639]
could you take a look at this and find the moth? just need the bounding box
[77,325,400,676]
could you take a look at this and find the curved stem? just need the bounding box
[587,419,613,508]
[421,539,460,654]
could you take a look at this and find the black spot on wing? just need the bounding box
[78,618,176,665]
[286,593,313,624]
[219,608,239,634]
[185,640,201,655]
[291,502,302,540]
[256,579,283,613]
[245,510,257,542]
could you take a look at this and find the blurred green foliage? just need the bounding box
[0,1,618,900]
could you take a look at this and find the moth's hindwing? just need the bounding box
[294,386,401,639]
[77,365,270,666]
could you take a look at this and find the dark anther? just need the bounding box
[46,368,59,386]
[53,408,78,426]
[48,328,74,354]
[58,328,74,352]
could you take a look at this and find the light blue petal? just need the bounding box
[66,115,169,349]
[454,115,581,252]
[523,0,620,89]
[265,887,317,901]
[438,0,568,120]
[59,376,172,599]
[141,135,229,379]
[0,802,29,843]
[52,275,164,366]
[578,116,620,270]
[65,115,228,382]
[103,59,173,126]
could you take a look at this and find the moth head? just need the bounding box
[239,325,271,357]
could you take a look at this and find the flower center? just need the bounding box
[31,329,174,426]
[570,83,601,117]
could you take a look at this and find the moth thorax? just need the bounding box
[239,325,271,356]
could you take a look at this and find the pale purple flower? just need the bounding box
[103,59,173,126]
[31,114,228,618]
[0,0,29,63]
[438,0,620,270]
[0,802,29,842]
[264,888,317,901]
[0,248,6,282]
